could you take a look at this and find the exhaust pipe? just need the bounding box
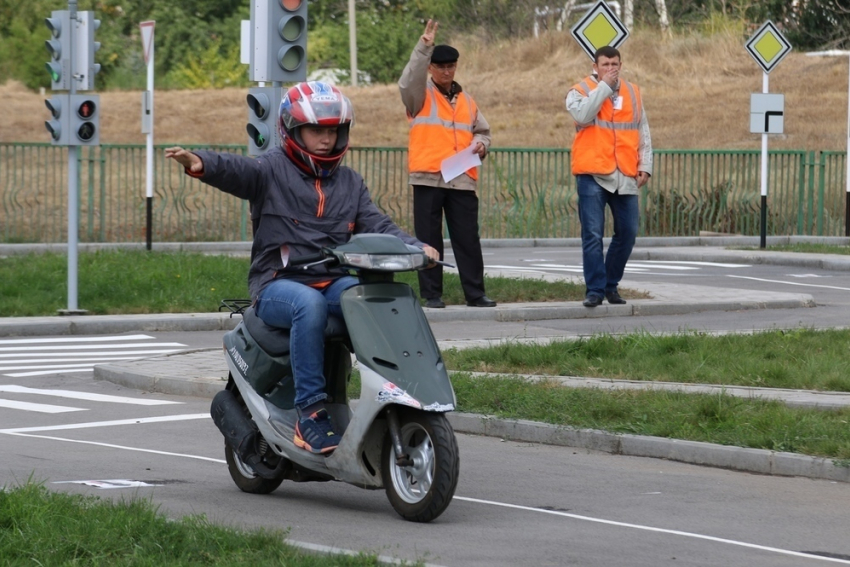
[211,389,283,479]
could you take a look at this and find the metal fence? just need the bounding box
[0,143,846,243]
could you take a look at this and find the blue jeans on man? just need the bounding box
[576,174,638,302]
[255,276,358,409]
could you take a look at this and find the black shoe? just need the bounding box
[425,297,445,309]
[466,295,497,307]
[582,295,603,307]
[606,291,626,305]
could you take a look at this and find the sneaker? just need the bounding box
[294,409,341,455]
[425,297,446,308]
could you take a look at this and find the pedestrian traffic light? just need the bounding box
[250,0,307,83]
[44,94,70,145]
[246,86,281,156]
[69,94,100,145]
[44,10,71,91]
[73,11,101,91]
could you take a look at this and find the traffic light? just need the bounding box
[250,0,307,83]
[69,94,100,145]
[73,11,101,91]
[44,94,69,145]
[246,86,281,156]
[44,10,71,91]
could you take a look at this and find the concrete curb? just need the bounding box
[448,413,850,484]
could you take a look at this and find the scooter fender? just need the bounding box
[340,282,456,410]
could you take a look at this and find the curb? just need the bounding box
[449,413,850,484]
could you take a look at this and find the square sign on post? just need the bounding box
[750,93,784,134]
[745,21,792,74]
[570,1,629,61]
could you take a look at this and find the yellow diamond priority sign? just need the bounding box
[745,21,792,74]
[571,1,629,61]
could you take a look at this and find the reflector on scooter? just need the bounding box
[341,253,427,271]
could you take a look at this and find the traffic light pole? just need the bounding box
[65,0,83,314]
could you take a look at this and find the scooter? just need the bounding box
[211,233,460,523]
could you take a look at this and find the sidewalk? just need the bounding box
[4,239,850,483]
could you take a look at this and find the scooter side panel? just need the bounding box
[223,322,296,409]
[340,283,455,408]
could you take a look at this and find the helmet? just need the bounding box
[278,81,354,178]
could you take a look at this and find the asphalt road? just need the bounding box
[3,246,850,565]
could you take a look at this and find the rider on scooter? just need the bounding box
[165,82,439,456]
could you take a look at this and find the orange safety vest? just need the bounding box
[570,76,642,178]
[408,84,479,180]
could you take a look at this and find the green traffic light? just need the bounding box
[45,62,60,82]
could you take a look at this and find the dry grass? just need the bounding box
[2,28,847,150]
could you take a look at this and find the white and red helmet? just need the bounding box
[279,81,354,178]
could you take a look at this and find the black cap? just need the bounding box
[431,44,459,64]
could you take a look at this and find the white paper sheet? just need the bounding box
[440,144,482,183]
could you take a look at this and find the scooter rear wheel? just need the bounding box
[224,444,285,494]
[382,412,459,523]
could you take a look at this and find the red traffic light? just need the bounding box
[281,0,303,10]
[77,99,96,119]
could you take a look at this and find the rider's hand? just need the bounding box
[165,147,204,174]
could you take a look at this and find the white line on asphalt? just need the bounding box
[0,350,183,360]
[636,260,750,268]
[623,263,700,270]
[0,399,85,413]
[455,496,850,565]
[7,369,95,378]
[0,334,155,345]
[0,413,210,434]
[0,359,141,371]
[0,343,186,352]
[728,274,850,291]
[3,432,225,463]
[0,385,183,405]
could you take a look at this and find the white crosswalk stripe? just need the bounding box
[0,334,189,412]
[0,334,187,378]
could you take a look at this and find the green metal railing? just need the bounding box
[0,143,846,243]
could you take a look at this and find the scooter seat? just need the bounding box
[242,307,348,358]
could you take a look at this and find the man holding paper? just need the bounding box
[398,19,495,308]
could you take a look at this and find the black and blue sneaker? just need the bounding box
[294,408,342,455]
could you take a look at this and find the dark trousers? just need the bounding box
[413,184,486,302]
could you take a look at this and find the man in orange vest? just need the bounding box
[566,45,653,307]
[398,19,496,309]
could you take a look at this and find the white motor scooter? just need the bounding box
[212,234,459,522]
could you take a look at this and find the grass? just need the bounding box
[449,373,850,461]
[0,250,643,316]
[0,481,409,566]
[440,328,850,392]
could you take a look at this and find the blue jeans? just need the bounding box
[255,276,358,410]
[576,175,638,298]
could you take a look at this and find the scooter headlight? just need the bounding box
[341,253,428,271]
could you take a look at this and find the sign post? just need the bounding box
[140,20,155,250]
[744,21,791,249]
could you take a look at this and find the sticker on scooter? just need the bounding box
[376,382,421,408]
[424,402,455,412]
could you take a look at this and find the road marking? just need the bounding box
[54,480,162,489]
[0,399,84,413]
[455,496,850,564]
[0,359,141,372]
[623,263,700,271]
[0,334,156,345]
[0,349,184,358]
[635,260,750,268]
[6,369,96,378]
[0,385,182,405]
[0,342,186,352]
[728,274,850,291]
[0,413,210,434]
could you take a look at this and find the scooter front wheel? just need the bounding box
[382,411,459,522]
[224,445,285,494]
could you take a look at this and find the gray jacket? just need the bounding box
[193,147,423,299]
